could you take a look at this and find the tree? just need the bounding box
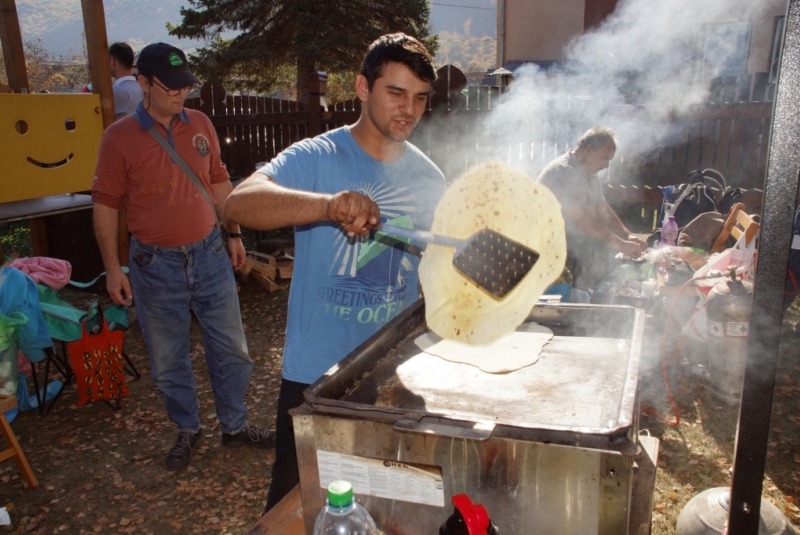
[1,38,89,92]
[61,33,90,90]
[168,0,437,102]
[435,31,495,73]
[1,39,59,91]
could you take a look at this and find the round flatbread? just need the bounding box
[414,322,554,373]
[420,160,566,344]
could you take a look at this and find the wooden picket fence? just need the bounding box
[185,78,361,177]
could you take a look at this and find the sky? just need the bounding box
[13,0,497,58]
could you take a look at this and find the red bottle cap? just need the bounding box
[451,494,490,535]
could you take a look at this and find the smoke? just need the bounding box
[410,0,779,370]
[421,0,769,182]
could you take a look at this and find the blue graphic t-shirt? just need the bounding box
[261,127,446,384]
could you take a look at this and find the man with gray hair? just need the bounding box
[537,126,645,290]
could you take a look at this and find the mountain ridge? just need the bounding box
[12,0,495,59]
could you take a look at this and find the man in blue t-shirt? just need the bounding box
[225,33,446,513]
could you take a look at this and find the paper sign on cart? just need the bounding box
[316,450,445,507]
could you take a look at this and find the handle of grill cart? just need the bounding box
[609,432,640,456]
[394,417,495,441]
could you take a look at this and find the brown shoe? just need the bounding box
[166,429,203,470]
[221,425,275,449]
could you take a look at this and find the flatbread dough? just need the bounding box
[420,160,566,344]
[414,322,554,373]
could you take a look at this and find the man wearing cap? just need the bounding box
[109,42,143,119]
[92,43,274,471]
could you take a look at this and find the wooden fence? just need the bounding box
[185,76,361,177]
[186,66,773,232]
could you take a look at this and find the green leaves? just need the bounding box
[167,0,435,98]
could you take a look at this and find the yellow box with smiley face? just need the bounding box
[1,93,104,203]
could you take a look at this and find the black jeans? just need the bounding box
[264,377,310,514]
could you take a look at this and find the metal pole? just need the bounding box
[728,0,800,532]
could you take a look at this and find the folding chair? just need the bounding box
[1,265,141,415]
[0,267,62,415]
[0,394,38,488]
[709,203,760,254]
[36,297,140,413]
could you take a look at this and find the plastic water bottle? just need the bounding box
[660,215,679,247]
[313,480,378,535]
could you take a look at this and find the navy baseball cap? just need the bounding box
[136,43,200,89]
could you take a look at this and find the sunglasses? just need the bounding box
[149,77,197,96]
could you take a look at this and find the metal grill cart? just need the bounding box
[293,301,651,534]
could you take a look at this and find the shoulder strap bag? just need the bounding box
[131,112,221,232]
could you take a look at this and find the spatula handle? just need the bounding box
[377,223,461,248]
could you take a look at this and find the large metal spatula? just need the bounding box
[377,223,540,299]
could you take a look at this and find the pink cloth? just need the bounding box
[18,349,32,375]
[9,257,72,289]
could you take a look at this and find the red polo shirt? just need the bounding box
[92,107,229,247]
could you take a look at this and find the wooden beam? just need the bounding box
[0,0,29,93]
[80,0,128,266]
[81,0,115,128]
[29,217,49,256]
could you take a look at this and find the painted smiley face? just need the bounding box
[1,93,104,203]
[18,118,77,169]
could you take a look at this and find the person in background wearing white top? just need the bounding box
[109,42,144,120]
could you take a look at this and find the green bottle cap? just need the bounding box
[327,480,354,507]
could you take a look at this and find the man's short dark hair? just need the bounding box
[577,126,616,150]
[360,33,436,90]
[109,42,135,70]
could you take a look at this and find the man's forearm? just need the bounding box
[598,203,633,239]
[568,206,645,258]
[93,202,134,304]
[93,203,122,271]
[224,172,329,231]
[568,208,623,246]
[210,180,240,233]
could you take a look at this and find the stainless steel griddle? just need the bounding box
[293,300,645,535]
[341,324,636,439]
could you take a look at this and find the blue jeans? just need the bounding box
[129,227,253,434]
